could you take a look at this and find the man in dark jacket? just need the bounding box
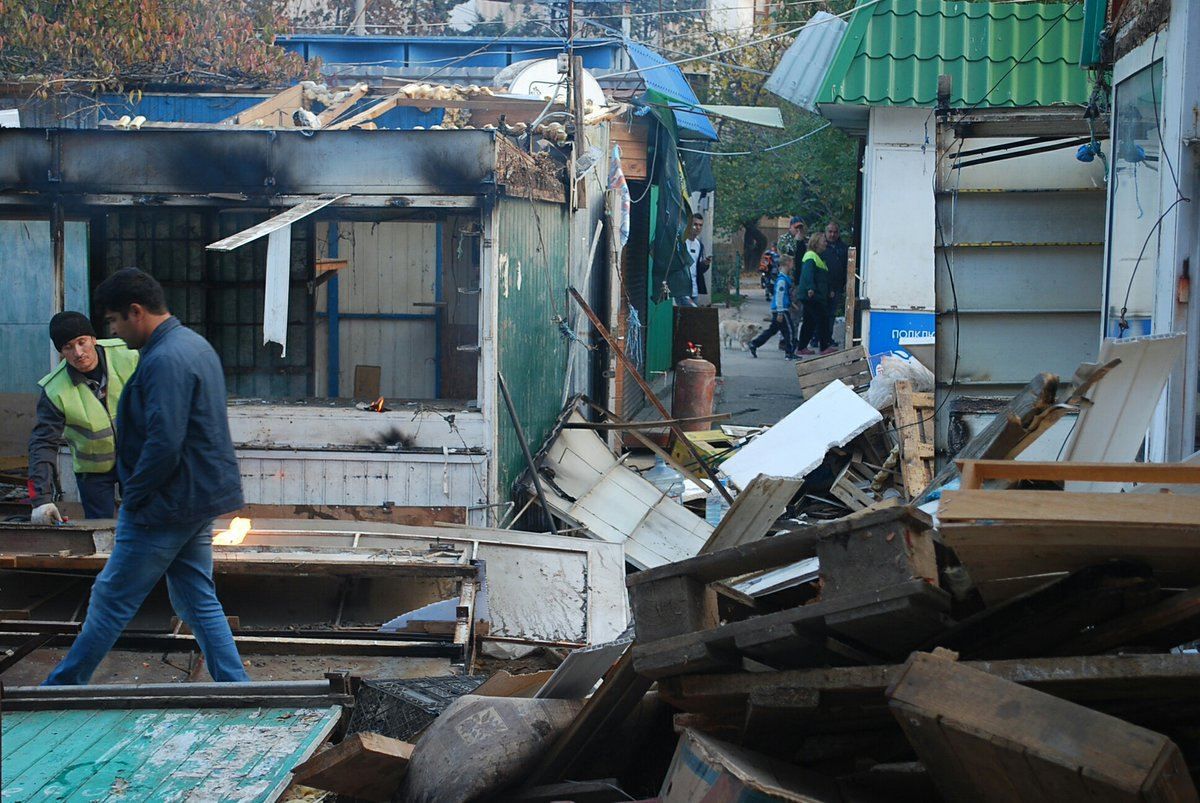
[821,222,850,347]
[45,268,249,685]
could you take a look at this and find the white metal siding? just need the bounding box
[237,449,489,525]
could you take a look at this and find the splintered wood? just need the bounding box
[893,380,935,499]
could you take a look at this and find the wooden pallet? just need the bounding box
[894,380,935,499]
[627,505,948,680]
[794,345,871,401]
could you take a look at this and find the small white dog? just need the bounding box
[719,319,764,351]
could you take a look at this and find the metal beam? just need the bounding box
[0,128,499,197]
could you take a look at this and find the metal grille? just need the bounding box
[346,675,486,742]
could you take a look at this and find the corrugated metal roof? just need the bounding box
[624,40,719,141]
[818,0,1089,109]
[764,11,849,111]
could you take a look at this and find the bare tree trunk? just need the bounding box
[743,221,767,279]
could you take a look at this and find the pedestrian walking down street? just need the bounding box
[795,233,836,356]
[749,261,797,359]
[45,268,250,686]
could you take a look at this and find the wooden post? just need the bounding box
[844,246,858,345]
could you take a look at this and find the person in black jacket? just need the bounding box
[821,222,849,347]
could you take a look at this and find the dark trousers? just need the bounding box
[75,469,118,519]
[798,299,831,351]
[824,292,844,345]
[751,312,795,354]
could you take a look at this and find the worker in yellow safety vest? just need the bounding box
[27,312,139,523]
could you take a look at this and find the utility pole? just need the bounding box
[351,0,367,35]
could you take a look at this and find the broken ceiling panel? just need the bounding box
[538,411,713,570]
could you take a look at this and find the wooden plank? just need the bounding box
[795,347,871,399]
[660,653,1200,721]
[632,579,949,680]
[816,516,937,600]
[844,247,858,345]
[221,84,304,127]
[938,489,1200,526]
[523,651,652,786]
[887,651,1200,803]
[1056,586,1200,655]
[317,83,369,125]
[293,732,413,802]
[627,503,916,588]
[353,365,382,399]
[894,381,935,499]
[957,459,1200,489]
[699,476,801,555]
[921,372,1059,498]
[931,562,1160,660]
[2,710,144,800]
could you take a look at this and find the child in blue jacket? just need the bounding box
[749,262,797,359]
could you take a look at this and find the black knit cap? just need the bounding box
[49,311,96,351]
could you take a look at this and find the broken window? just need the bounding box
[1105,60,1164,337]
[92,207,479,404]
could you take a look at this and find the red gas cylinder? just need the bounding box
[672,343,717,432]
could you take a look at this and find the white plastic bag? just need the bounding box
[865,353,935,411]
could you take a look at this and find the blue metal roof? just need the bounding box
[277,34,622,71]
[623,40,718,141]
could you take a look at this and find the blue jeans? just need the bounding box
[45,512,249,685]
[75,470,118,519]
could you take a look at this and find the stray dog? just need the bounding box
[720,319,764,351]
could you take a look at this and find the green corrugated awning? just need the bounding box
[817,0,1090,109]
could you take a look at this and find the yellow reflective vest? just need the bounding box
[38,339,139,474]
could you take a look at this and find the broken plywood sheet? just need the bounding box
[719,381,882,492]
[224,519,629,647]
[538,412,713,569]
[1061,334,1186,488]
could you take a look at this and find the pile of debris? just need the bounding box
[277,332,1200,801]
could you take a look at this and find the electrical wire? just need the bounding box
[677,120,831,156]
[954,6,1072,119]
[1116,32,1191,331]
[601,0,883,81]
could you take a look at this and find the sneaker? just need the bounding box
[796,348,815,356]
[784,353,797,360]
[819,346,838,355]
[749,345,757,358]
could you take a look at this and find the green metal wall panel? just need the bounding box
[818,0,1089,108]
[645,185,674,376]
[495,197,572,498]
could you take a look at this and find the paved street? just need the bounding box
[714,279,804,427]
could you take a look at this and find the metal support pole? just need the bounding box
[497,372,560,535]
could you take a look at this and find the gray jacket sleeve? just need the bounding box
[27,391,65,507]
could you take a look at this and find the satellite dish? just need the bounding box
[508,58,606,109]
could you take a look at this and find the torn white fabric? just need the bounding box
[263,226,291,356]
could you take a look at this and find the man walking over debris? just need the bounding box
[45,268,249,685]
[822,222,849,348]
[28,312,139,524]
[795,233,835,355]
[748,260,797,359]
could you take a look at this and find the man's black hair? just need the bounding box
[692,212,704,220]
[94,268,168,316]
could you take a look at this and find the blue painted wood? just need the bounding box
[3,709,143,801]
[2,706,341,803]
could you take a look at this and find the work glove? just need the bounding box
[30,503,64,526]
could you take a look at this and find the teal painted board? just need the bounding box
[1,706,340,803]
[1,709,144,801]
[495,196,572,499]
